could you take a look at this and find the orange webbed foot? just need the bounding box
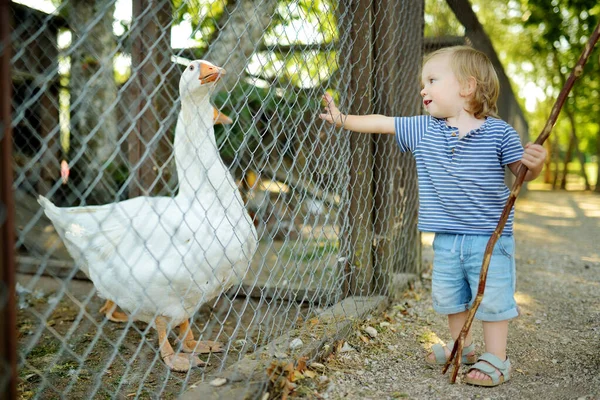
[177,320,224,353]
[180,339,224,354]
[99,300,128,323]
[162,353,206,371]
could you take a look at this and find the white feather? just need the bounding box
[39,60,257,325]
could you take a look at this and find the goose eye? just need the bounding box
[189,65,194,71]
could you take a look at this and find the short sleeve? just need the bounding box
[499,126,524,166]
[394,115,430,153]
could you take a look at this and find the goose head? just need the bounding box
[179,60,226,101]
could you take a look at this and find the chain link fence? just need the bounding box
[1,0,527,398]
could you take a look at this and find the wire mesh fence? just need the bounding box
[2,0,527,398]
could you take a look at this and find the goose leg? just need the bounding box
[99,300,128,322]
[155,316,205,371]
[177,319,224,353]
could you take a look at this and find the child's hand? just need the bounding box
[521,142,546,175]
[319,93,345,127]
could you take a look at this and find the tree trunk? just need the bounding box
[596,126,600,193]
[68,0,118,205]
[559,105,590,191]
[559,132,575,190]
[551,134,560,189]
[204,0,279,92]
[543,140,552,183]
[596,90,600,192]
[564,108,591,190]
[552,51,590,191]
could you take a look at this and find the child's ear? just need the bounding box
[460,76,477,97]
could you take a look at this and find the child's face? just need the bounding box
[420,54,465,119]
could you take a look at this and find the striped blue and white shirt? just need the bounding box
[395,116,524,235]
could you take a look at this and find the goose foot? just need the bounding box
[181,339,224,354]
[99,300,128,322]
[156,316,207,372]
[177,320,224,353]
[162,353,206,372]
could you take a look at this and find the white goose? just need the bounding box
[38,60,257,372]
[95,105,233,324]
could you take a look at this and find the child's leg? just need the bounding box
[467,319,509,381]
[482,320,508,359]
[462,235,516,384]
[427,233,475,363]
[426,311,475,362]
[448,310,473,344]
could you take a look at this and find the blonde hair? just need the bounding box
[423,46,499,119]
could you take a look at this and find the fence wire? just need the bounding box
[2,0,456,398]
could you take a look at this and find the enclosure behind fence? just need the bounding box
[1,0,527,398]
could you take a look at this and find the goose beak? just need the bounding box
[199,62,225,84]
[213,107,233,125]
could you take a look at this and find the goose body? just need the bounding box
[39,60,257,370]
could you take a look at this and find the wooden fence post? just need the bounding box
[129,0,175,198]
[1,0,18,395]
[338,0,374,296]
[372,1,424,294]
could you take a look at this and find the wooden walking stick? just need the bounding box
[443,21,600,383]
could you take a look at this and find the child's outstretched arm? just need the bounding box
[508,143,547,181]
[319,93,395,134]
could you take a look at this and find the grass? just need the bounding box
[417,330,438,345]
[27,341,59,359]
[285,239,339,263]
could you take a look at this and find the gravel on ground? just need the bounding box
[316,190,600,400]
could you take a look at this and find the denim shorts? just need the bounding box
[431,233,518,322]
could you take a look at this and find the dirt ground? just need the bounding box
[15,275,313,399]
[14,222,337,398]
[15,190,600,399]
[315,190,600,400]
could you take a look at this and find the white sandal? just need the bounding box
[425,340,477,366]
[464,353,511,387]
